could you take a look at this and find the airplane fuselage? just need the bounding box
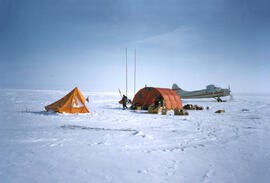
[172,84,231,100]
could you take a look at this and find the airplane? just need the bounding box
[172,83,231,102]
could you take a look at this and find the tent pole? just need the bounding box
[134,49,136,96]
[126,48,128,97]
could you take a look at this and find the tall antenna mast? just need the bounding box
[126,48,128,97]
[134,49,136,96]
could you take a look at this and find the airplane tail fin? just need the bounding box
[172,83,182,90]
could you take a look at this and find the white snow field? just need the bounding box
[0,89,270,183]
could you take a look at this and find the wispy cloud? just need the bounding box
[135,25,201,50]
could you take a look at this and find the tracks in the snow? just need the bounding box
[60,125,138,132]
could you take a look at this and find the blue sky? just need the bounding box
[0,0,269,93]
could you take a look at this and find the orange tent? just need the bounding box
[132,87,183,110]
[45,87,89,113]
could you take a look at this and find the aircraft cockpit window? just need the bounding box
[206,85,215,90]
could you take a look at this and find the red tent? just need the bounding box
[132,87,183,109]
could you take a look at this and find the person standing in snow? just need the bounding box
[154,95,164,109]
[154,97,160,109]
[122,95,128,110]
[159,95,164,107]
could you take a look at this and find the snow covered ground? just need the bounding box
[0,89,270,183]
